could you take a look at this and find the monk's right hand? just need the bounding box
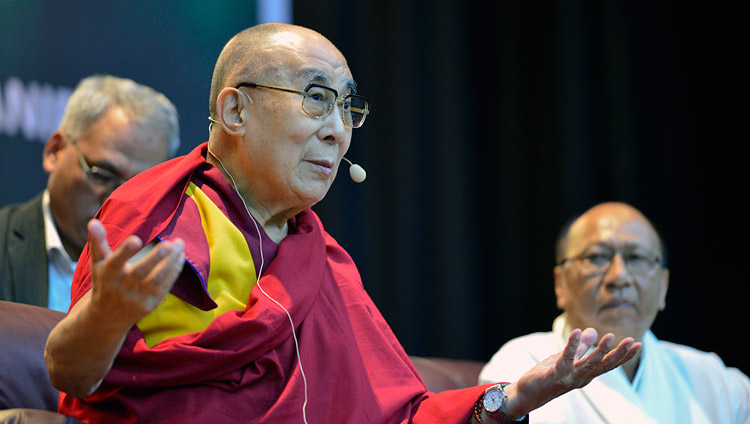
[87,219,185,323]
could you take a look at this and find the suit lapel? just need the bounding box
[7,194,49,306]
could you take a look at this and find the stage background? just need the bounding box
[1,0,290,198]
[2,1,747,376]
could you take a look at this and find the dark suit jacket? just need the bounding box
[0,194,50,306]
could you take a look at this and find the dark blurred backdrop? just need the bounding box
[296,0,748,375]
[1,1,747,375]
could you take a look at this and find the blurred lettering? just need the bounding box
[0,76,71,143]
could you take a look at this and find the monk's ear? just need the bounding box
[216,87,252,137]
[42,132,67,174]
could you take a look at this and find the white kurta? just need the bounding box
[479,315,750,423]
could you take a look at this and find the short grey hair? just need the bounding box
[59,74,180,156]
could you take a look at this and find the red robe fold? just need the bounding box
[61,143,487,423]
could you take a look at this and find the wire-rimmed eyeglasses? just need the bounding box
[68,135,124,191]
[557,248,666,276]
[235,82,370,128]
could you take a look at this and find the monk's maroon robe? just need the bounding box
[60,143,488,423]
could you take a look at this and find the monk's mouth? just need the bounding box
[308,159,334,169]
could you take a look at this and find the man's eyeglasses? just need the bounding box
[235,82,370,128]
[69,137,124,191]
[557,248,665,276]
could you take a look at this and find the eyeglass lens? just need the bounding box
[581,250,660,274]
[75,147,121,189]
[302,85,368,128]
[87,167,121,188]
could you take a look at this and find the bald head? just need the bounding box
[553,201,670,352]
[555,202,666,266]
[208,23,341,119]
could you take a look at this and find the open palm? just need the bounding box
[507,328,641,417]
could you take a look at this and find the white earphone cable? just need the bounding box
[208,145,309,423]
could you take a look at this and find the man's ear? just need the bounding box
[658,268,669,311]
[42,132,66,174]
[216,88,251,137]
[553,265,567,311]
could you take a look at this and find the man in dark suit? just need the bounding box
[0,74,180,312]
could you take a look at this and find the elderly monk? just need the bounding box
[45,24,640,424]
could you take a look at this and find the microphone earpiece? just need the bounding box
[342,157,366,183]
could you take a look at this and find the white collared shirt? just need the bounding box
[42,190,76,312]
[479,314,750,423]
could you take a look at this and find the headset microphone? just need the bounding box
[342,157,366,183]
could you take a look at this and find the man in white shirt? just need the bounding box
[479,201,750,423]
[0,74,180,312]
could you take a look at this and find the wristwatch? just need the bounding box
[482,383,524,423]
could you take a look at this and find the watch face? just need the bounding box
[483,388,504,412]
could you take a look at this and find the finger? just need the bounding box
[581,337,635,381]
[88,219,112,263]
[600,338,640,370]
[133,239,185,290]
[567,334,615,384]
[579,328,598,349]
[106,235,144,273]
[579,333,614,366]
[623,341,643,362]
[560,329,582,370]
[133,243,185,314]
[576,328,598,358]
[130,239,182,282]
[143,240,185,294]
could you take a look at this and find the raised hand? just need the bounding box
[503,328,642,418]
[45,219,186,398]
[87,218,185,324]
